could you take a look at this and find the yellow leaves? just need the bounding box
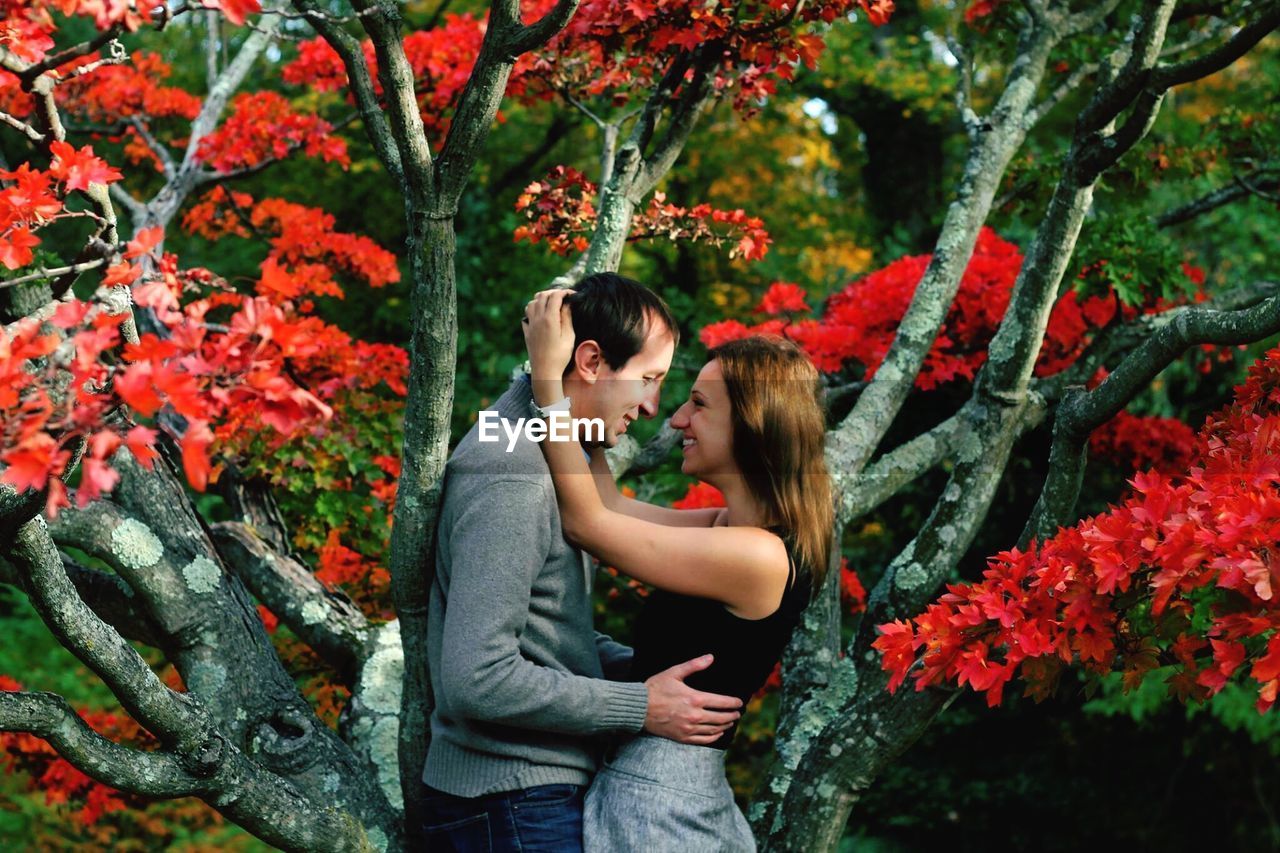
[798,240,874,285]
[705,281,754,312]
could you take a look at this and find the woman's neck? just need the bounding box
[713,475,767,528]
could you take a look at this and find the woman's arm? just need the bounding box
[547,417,786,618]
[589,448,724,529]
[523,290,786,618]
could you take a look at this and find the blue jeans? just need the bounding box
[422,783,585,852]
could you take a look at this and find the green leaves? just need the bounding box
[1071,216,1191,306]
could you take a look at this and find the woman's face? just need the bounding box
[670,359,736,480]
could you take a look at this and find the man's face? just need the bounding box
[573,323,675,448]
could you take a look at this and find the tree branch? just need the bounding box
[0,256,109,291]
[291,0,404,185]
[165,4,283,222]
[505,0,578,56]
[210,522,372,687]
[1025,60,1101,129]
[108,183,147,226]
[0,108,44,141]
[605,421,682,478]
[827,19,1063,501]
[350,0,435,202]
[1148,0,1280,90]
[839,411,973,522]
[636,51,721,194]
[17,26,122,84]
[1021,288,1280,543]
[46,496,210,640]
[0,552,160,646]
[490,111,578,195]
[2,517,377,850]
[1155,167,1280,228]
[130,116,177,180]
[5,516,218,754]
[1033,283,1280,404]
[0,690,206,797]
[857,389,1046,634]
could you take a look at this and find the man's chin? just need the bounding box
[581,433,619,450]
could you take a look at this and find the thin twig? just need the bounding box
[0,109,44,142]
[0,257,109,291]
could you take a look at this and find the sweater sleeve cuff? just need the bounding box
[597,682,648,733]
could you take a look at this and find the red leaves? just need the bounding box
[858,0,895,26]
[197,92,349,174]
[48,141,123,192]
[0,225,39,269]
[181,423,214,492]
[2,222,405,505]
[124,226,164,260]
[283,15,507,144]
[515,167,773,263]
[0,433,70,493]
[198,0,262,26]
[964,0,1003,24]
[755,282,810,315]
[841,558,867,615]
[875,345,1280,714]
[58,51,201,128]
[183,188,400,294]
[1,155,119,273]
[872,620,916,693]
[526,0,885,117]
[672,480,726,509]
[696,228,1206,393]
[1,699,158,827]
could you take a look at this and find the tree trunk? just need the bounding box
[386,209,458,827]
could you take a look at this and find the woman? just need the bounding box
[523,289,834,851]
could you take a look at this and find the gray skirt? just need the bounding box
[583,734,756,852]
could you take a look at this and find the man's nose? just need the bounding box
[639,385,661,419]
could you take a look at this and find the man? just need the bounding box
[423,273,744,851]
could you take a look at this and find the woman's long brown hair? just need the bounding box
[709,335,834,596]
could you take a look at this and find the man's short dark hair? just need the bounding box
[565,273,680,370]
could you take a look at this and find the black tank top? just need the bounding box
[629,534,810,749]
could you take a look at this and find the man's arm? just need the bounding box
[438,477,648,736]
[439,476,743,744]
[593,631,633,681]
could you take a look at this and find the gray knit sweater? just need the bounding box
[422,378,649,797]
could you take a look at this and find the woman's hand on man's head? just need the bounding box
[522,288,577,381]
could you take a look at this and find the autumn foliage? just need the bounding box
[874,346,1280,712]
[698,227,1211,388]
[515,165,773,261]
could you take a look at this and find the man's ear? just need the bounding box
[570,340,603,383]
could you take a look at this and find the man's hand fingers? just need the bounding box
[680,731,727,745]
[694,710,740,726]
[662,654,714,681]
[687,688,743,711]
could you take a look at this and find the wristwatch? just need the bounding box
[530,394,572,420]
